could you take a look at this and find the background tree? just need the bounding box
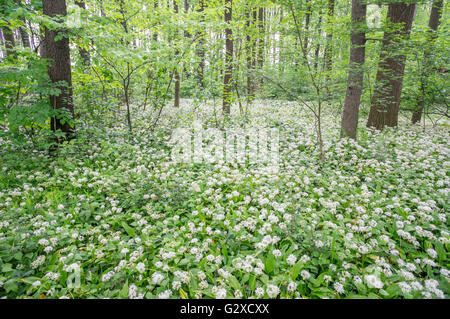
[223,0,233,115]
[324,0,335,96]
[366,2,417,130]
[1,26,16,57]
[173,0,180,108]
[340,0,367,139]
[411,0,444,124]
[75,1,90,68]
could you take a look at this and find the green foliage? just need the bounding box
[0,49,60,144]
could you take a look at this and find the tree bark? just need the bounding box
[173,0,180,108]
[75,1,90,68]
[99,0,106,17]
[314,14,323,71]
[183,0,190,38]
[13,0,30,48]
[257,7,265,88]
[2,26,16,57]
[304,0,311,52]
[223,0,233,115]
[324,0,335,78]
[366,3,417,130]
[246,7,255,103]
[252,8,258,81]
[340,0,367,139]
[153,0,158,41]
[18,24,30,48]
[196,0,205,87]
[42,0,75,136]
[411,0,443,124]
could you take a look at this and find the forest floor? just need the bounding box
[0,100,449,299]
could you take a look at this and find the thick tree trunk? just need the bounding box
[42,0,75,136]
[411,0,443,124]
[223,0,233,115]
[340,0,367,139]
[366,3,417,130]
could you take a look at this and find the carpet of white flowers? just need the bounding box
[0,100,449,299]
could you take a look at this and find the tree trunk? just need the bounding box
[173,0,180,108]
[183,0,190,38]
[314,14,322,71]
[99,0,106,17]
[2,26,16,57]
[411,0,443,124]
[257,7,265,88]
[153,1,158,41]
[42,0,75,136]
[13,0,30,48]
[252,8,258,82]
[75,1,90,68]
[340,0,367,139]
[246,7,255,103]
[366,3,417,130]
[223,0,233,115]
[324,0,335,78]
[196,0,205,87]
[304,0,311,52]
[18,24,30,48]
[0,30,4,57]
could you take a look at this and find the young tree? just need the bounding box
[42,0,75,136]
[366,2,417,130]
[223,0,233,115]
[411,0,444,124]
[340,0,367,139]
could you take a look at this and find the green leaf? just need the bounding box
[121,221,135,237]
[290,260,303,280]
[249,275,256,291]
[119,281,129,298]
[179,288,189,299]
[2,264,13,273]
[228,275,241,291]
[4,279,18,293]
[265,253,275,274]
